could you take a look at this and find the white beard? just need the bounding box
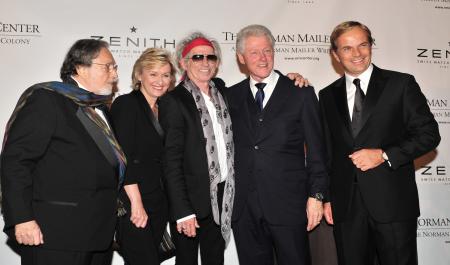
[95,87,113,96]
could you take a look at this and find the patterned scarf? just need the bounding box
[2,81,126,188]
[183,78,235,246]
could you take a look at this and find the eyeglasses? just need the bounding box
[187,54,218,62]
[91,62,118,72]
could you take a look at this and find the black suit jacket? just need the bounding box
[319,65,440,223]
[1,83,118,251]
[159,81,227,222]
[227,72,328,225]
[110,90,166,208]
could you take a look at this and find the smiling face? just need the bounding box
[237,35,274,82]
[75,47,118,95]
[181,45,218,86]
[332,27,372,77]
[138,63,172,102]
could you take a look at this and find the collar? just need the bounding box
[344,64,373,94]
[71,76,91,92]
[249,70,279,96]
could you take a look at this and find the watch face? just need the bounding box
[315,193,324,201]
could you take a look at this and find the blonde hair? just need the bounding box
[131,48,176,90]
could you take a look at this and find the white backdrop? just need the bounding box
[1,0,449,264]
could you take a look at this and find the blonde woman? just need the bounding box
[111,48,175,265]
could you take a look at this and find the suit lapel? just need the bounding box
[358,66,387,136]
[260,75,291,126]
[230,79,255,137]
[134,90,164,139]
[177,85,205,139]
[76,108,118,168]
[332,77,353,137]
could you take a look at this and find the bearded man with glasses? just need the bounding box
[1,39,123,265]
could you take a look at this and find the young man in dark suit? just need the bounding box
[320,21,440,265]
[1,39,124,265]
[228,24,328,265]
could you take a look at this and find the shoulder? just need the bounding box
[20,83,67,111]
[212,77,226,90]
[161,84,183,102]
[377,67,413,80]
[228,78,249,98]
[159,85,185,110]
[229,78,248,90]
[112,91,138,107]
[275,74,316,97]
[111,91,139,113]
[319,76,344,97]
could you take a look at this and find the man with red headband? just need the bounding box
[160,32,233,265]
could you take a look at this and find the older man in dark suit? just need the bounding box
[228,24,328,265]
[320,21,440,265]
[1,39,124,265]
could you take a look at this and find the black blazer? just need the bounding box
[227,72,328,225]
[159,81,227,222]
[319,65,440,223]
[110,90,166,207]
[1,84,118,251]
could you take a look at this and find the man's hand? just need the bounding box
[349,148,384,171]
[306,197,323,231]
[177,217,200,237]
[15,220,44,245]
[323,202,334,225]
[286,73,310,87]
[130,200,148,228]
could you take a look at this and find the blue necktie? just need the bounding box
[255,82,266,111]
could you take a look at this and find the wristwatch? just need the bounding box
[311,192,324,202]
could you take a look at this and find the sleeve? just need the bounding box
[1,89,56,229]
[318,89,332,202]
[159,94,194,220]
[110,96,140,185]
[301,86,329,198]
[384,75,441,169]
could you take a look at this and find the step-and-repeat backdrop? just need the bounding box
[1,0,449,264]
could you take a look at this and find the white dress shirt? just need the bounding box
[345,64,373,120]
[201,91,228,182]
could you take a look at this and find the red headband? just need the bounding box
[182,37,214,58]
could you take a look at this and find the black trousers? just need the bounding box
[334,184,418,265]
[21,246,112,265]
[232,190,310,265]
[170,182,225,265]
[117,193,168,265]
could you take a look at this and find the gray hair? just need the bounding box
[236,24,276,54]
[175,31,222,74]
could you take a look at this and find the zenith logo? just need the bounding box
[419,166,446,176]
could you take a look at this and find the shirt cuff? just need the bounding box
[382,151,392,167]
[176,214,196,223]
